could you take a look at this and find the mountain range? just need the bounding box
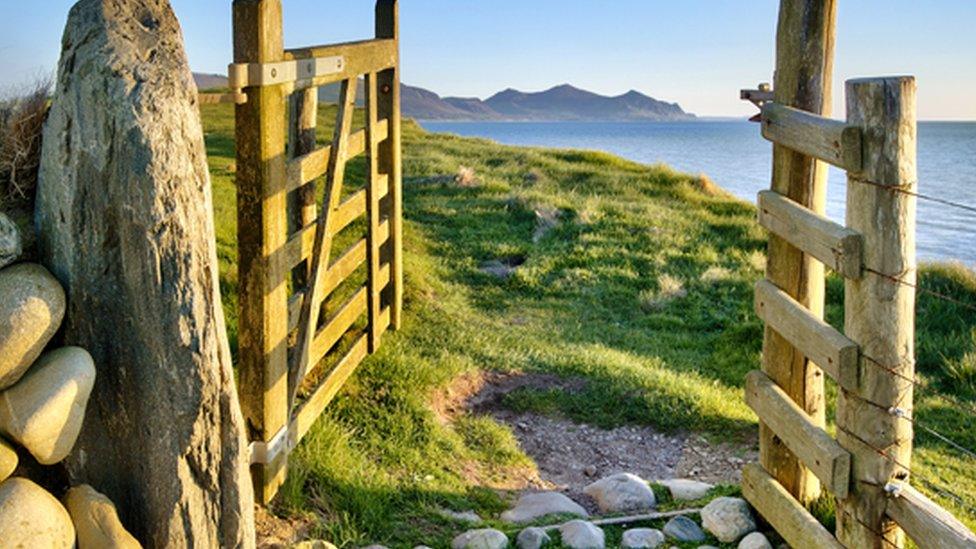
[193,73,694,122]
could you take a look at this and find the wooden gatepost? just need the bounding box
[231,0,403,503]
[742,3,976,548]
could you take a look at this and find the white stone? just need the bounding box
[0,212,22,270]
[701,497,757,543]
[621,528,665,548]
[452,528,509,549]
[65,484,142,548]
[737,532,772,549]
[583,473,656,513]
[516,527,551,549]
[558,520,605,549]
[0,263,65,390]
[0,477,75,547]
[437,507,482,523]
[0,347,95,464]
[656,478,714,501]
[501,492,588,523]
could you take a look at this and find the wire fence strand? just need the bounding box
[850,177,976,216]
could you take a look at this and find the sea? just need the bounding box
[420,120,976,266]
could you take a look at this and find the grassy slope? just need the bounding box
[200,103,976,547]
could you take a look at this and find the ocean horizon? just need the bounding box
[420,119,976,266]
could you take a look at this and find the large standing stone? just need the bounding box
[0,212,23,269]
[558,520,605,549]
[700,497,756,543]
[0,477,75,547]
[65,484,142,549]
[501,492,589,523]
[0,263,65,390]
[0,346,95,464]
[583,473,656,513]
[35,0,254,546]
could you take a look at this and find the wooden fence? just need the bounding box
[230,0,403,503]
[741,75,976,549]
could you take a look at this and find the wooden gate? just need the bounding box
[231,0,402,503]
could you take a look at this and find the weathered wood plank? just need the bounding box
[757,190,863,279]
[837,76,918,549]
[376,0,403,330]
[233,0,289,505]
[366,73,383,352]
[284,121,388,195]
[761,0,837,504]
[291,78,357,408]
[308,288,368,366]
[283,188,370,271]
[761,102,862,171]
[284,38,397,91]
[886,483,976,549]
[287,238,368,331]
[742,463,844,549]
[292,334,369,443]
[745,370,850,499]
[754,279,859,392]
[289,87,318,290]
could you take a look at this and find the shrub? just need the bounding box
[0,78,51,210]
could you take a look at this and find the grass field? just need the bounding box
[200,103,976,547]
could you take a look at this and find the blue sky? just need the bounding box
[2,1,974,119]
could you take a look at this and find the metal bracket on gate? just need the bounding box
[741,83,774,122]
[228,56,345,89]
[248,425,293,465]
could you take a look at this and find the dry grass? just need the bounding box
[0,79,50,210]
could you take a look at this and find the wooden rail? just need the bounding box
[742,464,844,549]
[757,190,863,279]
[745,370,850,499]
[885,483,976,549]
[760,102,862,172]
[754,279,859,391]
[233,0,402,504]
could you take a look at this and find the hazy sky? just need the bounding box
[1,1,974,119]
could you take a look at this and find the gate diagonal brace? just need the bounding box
[741,83,773,122]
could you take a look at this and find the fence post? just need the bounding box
[233,0,289,504]
[375,0,403,330]
[838,76,917,548]
[761,0,837,504]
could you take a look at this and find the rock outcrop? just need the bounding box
[35,0,254,546]
[65,484,142,549]
[0,346,95,464]
[0,263,65,390]
[0,477,75,547]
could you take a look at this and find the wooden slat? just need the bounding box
[754,279,859,392]
[308,288,368,366]
[284,38,397,91]
[742,463,844,549]
[761,102,862,171]
[283,188,370,270]
[757,190,863,279]
[284,120,388,194]
[292,334,369,444]
[288,239,368,331]
[366,73,383,352]
[886,483,976,549]
[745,370,851,499]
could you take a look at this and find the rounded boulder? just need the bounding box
[0,477,75,547]
[65,484,142,548]
[0,263,66,390]
[0,346,96,464]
